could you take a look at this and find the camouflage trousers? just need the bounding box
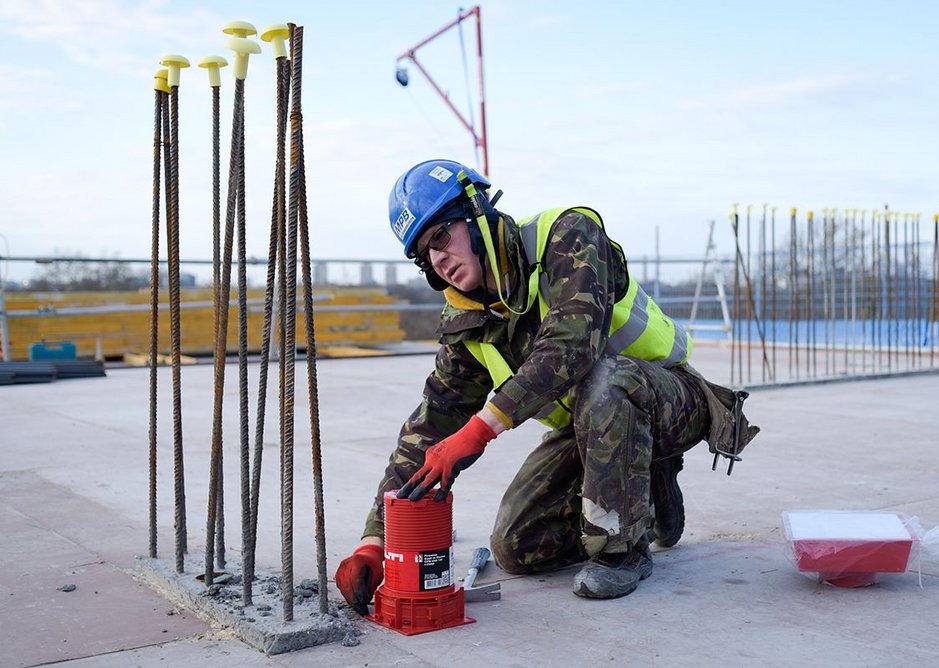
[490,356,709,574]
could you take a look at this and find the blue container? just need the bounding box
[29,341,78,361]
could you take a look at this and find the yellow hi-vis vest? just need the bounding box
[464,207,692,430]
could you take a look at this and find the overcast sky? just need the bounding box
[1,0,937,284]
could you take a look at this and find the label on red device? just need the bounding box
[417,547,452,591]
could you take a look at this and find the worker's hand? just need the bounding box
[397,415,497,501]
[335,543,384,615]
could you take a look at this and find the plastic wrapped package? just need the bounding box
[917,526,939,575]
[782,510,922,587]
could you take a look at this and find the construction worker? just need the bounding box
[336,159,758,611]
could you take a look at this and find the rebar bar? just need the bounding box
[732,209,741,385]
[855,209,871,372]
[236,97,252,595]
[789,209,798,380]
[205,78,245,586]
[843,210,850,372]
[745,206,752,382]
[211,81,226,572]
[770,206,777,381]
[759,204,767,383]
[732,223,771,385]
[245,52,290,609]
[149,88,164,560]
[281,24,302,620]
[875,212,880,370]
[913,215,920,368]
[933,214,938,366]
[290,23,330,615]
[167,84,188,573]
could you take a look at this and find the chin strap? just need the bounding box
[457,170,538,317]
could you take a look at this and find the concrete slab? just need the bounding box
[1,345,938,667]
[134,554,355,654]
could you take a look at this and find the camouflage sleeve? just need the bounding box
[488,211,621,426]
[362,341,492,539]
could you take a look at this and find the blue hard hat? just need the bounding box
[389,159,490,258]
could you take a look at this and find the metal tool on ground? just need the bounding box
[462,547,501,602]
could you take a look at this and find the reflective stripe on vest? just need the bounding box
[464,207,692,430]
[518,206,692,367]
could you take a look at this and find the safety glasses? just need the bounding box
[417,219,460,262]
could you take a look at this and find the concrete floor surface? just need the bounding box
[1,345,937,667]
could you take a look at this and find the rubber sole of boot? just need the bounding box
[572,557,653,600]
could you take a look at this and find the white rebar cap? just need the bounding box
[226,37,261,80]
[159,54,190,87]
[260,24,290,59]
[153,68,171,94]
[198,56,228,88]
[222,20,257,38]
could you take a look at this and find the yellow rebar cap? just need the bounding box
[199,55,228,87]
[261,24,290,59]
[153,68,171,93]
[223,20,257,37]
[160,54,190,87]
[227,37,261,80]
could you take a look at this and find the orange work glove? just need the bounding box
[397,415,497,502]
[335,543,384,615]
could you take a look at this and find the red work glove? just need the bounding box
[335,543,384,615]
[397,415,497,502]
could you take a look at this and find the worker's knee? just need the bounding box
[489,531,532,575]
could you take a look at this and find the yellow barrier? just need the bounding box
[4,287,406,360]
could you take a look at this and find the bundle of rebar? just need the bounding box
[147,21,330,624]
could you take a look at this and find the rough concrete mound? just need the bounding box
[134,554,358,654]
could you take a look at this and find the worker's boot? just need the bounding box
[572,539,653,599]
[650,454,684,548]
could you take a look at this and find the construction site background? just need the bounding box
[2,287,406,361]
[0,256,728,362]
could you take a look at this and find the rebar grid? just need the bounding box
[730,206,939,387]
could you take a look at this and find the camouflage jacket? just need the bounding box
[363,209,632,537]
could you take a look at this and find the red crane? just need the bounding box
[395,6,490,176]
